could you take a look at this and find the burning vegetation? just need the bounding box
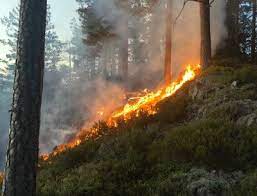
[42,64,201,161]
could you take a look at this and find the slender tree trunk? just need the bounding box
[226,0,240,56]
[2,0,47,196]
[120,24,129,83]
[120,0,129,85]
[251,0,257,62]
[200,0,211,68]
[164,0,172,85]
[103,40,108,79]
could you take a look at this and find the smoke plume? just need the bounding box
[0,0,228,160]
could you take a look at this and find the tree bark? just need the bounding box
[164,0,172,85]
[2,0,47,196]
[200,0,211,68]
[251,0,257,62]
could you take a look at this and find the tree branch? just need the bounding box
[173,0,216,27]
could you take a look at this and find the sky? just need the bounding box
[0,0,78,60]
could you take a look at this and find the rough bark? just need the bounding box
[251,0,257,62]
[200,0,211,68]
[2,0,47,196]
[164,0,172,85]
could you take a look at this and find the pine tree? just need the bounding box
[0,5,63,70]
[200,0,211,68]
[164,0,172,84]
[251,0,257,62]
[2,0,47,195]
[224,0,241,57]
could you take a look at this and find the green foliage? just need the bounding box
[232,171,257,195]
[203,65,257,86]
[37,119,257,195]
[0,5,64,69]
[202,66,235,85]
[203,101,244,121]
[233,66,257,85]
[164,119,257,170]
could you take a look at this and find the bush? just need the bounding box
[233,66,257,85]
[232,171,257,195]
[164,119,257,170]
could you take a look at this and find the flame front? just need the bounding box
[107,64,200,125]
[41,64,201,161]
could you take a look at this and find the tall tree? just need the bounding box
[2,0,47,195]
[0,5,63,70]
[225,0,241,57]
[251,0,257,62]
[200,0,211,67]
[164,0,172,85]
[114,0,129,83]
[120,19,129,83]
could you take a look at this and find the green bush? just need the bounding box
[233,66,257,85]
[232,171,257,195]
[163,120,257,170]
[202,66,235,85]
[203,101,243,121]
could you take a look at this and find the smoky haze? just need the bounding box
[0,0,227,166]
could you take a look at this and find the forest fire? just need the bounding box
[107,64,201,125]
[41,64,201,161]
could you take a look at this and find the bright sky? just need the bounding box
[0,0,78,62]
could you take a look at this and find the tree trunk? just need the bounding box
[164,0,172,85]
[251,0,257,62]
[120,25,129,84]
[103,40,109,79]
[226,0,240,56]
[2,0,47,196]
[120,0,129,85]
[200,0,211,68]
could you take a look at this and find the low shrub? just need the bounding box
[164,119,257,170]
[233,66,257,85]
[231,170,257,195]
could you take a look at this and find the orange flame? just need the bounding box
[107,64,200,125]
[41,64,201,161]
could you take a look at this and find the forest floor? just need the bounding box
[3,63,257,196]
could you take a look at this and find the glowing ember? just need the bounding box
[41,64,201,161]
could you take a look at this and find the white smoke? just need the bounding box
[39,0,227,153]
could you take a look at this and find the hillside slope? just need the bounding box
[38,65,257,196]
[3,65,257,196]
